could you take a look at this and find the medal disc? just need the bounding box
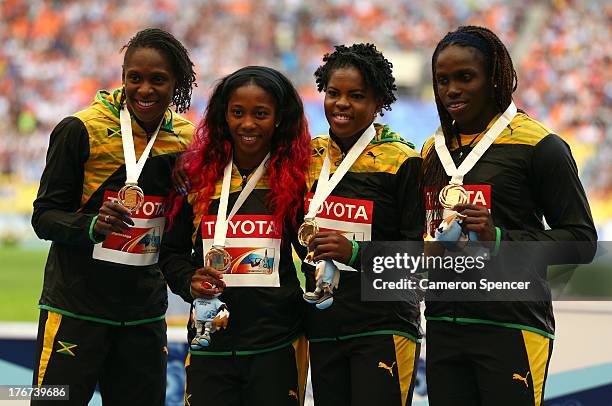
[439,184,468,210]
[298,218,319,247]
[205,247,232,272]
[118,183,145,211]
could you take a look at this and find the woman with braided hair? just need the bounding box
[31,28,196,405]
[303,43,424,406]
[422,26,596,405]
[161,66,311,405]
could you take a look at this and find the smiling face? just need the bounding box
[434,44,498,134]
[123,47,176,133]
[226,82,278,169]
[324,66,381,149]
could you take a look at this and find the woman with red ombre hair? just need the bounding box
[160,66,310,406]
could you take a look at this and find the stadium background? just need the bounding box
[0,0,610,404]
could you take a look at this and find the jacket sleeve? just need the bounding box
[31,117,94,246]
[395,155,425,242]
[159,199,197,303]
[352,155,424,270]
[501,134,597,263]
[292,201,308,261]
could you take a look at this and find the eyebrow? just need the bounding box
[125,68,170,75]
[229,104,274,109]
[327,85,366,92]
[437,67,479,75]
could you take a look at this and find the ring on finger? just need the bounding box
[104,215,111,223]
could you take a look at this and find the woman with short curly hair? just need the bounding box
[303,43,424,406]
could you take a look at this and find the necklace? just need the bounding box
[456,132,481,160]
[237,166,257,187]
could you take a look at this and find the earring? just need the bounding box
[275,122,280,128]
[119,85,126,107]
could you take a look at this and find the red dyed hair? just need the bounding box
[166,67,311,237]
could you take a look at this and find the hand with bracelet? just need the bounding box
[453,203,496,241]
[309,231,358,266]
[91,200,134,241]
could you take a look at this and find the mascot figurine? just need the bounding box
[190,248,231,349]
[190,294,229,349]
[303,259,340,310]
[298,218,340,310]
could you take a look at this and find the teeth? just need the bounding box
[242,136,256,142]
[138,101,155,107]
[334,114,351,120]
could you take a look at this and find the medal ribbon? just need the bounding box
[119,105,163,184]
[212,152,271,247]
[434,101,517,185]
[306,124,375,219]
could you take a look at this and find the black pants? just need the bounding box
[426,320,553,406]
[310,334,420,406]
[32,309,167,406]
[185,338,308,406]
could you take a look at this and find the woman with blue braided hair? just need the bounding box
[422,25,596,406]
[303,43,424,406]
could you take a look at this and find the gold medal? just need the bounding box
[118,183,145,211]
[205,247,232,272]
[298,218,319,247]
[439,184,468,210]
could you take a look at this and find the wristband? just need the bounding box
[491,226,501,256]
[88,215,104,244]
[348,240,359,266]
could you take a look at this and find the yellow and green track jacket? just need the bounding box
[32,89,194,325]
[303,123,424,343]
[422,111,597,338]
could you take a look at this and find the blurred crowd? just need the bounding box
[518,0,611,199]
[0,0,610,223]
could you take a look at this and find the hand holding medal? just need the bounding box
[191,267,226,299]
[94,199,134,238]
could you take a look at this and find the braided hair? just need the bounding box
[423,25,517,230]
[121,28,196,113]
[314,43,396,114]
